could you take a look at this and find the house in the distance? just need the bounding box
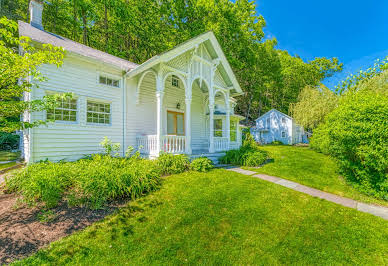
[251,109,309,145]
[20,0,244,163]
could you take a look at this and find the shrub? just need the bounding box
[190,157,214,172]
[156,153,189,175]
[0,132,19,150]
[313,92,388,199]
[241,151,268,167]
[269,140,283,145]
[310,123,330,154]
[220,133,268,167]
[5,154,161,209]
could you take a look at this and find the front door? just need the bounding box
[167,111,185,135]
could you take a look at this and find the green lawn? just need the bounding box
[0,151,20,162]
[245,145,388,207]
[17,170,387,265]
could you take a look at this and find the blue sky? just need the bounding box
[255,0,388,89]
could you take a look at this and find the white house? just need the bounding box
[251,109,309,145]
[20,0,245,163]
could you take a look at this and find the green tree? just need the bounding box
[0,17,65,132]
[290,84,338,130]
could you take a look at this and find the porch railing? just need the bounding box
[136,135,186,154]
[162,136,186,153]
[136,135,158,154]
[214,137,229,152]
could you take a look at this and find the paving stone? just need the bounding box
[357,203,388,220]
[225,168,256,176]
[224,168,388,220]
[295,185,357,208]
[253,174,281,183]
[275,179,299,189]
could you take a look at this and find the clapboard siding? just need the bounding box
[29,55,124,162]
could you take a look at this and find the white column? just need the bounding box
[226,107,230,150]
[209,103,215,153]
[156,90,164,155]
[185,97,192,154]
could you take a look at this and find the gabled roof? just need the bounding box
[125,31,242,95]
[18,21,138,71]
[255,109,293,121]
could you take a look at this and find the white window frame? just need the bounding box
[45,91,79,124]
[171,75,180,88]
[86,100,112,125]
[98,72,121,88]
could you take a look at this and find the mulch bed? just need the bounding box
[0,191,124,264]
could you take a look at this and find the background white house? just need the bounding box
[251,109,309,145]
[21,0,244,163]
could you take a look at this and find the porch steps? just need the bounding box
[190,151,226,165]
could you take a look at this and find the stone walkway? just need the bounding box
[225,167,388,220]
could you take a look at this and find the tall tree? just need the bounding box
[0,17,65,132]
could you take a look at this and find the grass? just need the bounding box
[245,145,388,207]
[16,169,387,265]
[0,151,20,162]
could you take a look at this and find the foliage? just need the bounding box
[269,140,284,145]
[250,145,388,206]
[321,92,388,199]
[289,84,338,130]
[17,170,388,265]
[0,131,19,150]
[0,150,20,161]
[309,123,330,154]
[0,17,65,132]
[5,154,161,209]
[190,157,214,172]
[335,56,388,94]
[2,1,342,124]
[220,133,268,166]
[156,153,189,176]
[100,136,120,156]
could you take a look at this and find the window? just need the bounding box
[87,101,111,124]
[171,75,179,87]
[281,117,286,124]
[214,119,223,137]
[230,120,237,141]
[99,75,120,88]
[47,97,77,122]
[281,131,286,138]
[266,118,270,128]
[167,111,184,135]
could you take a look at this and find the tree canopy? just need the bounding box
[0,17,65,132]
[1,0,342,124]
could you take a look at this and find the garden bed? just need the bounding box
[0,191,124,264]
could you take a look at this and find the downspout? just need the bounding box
[122,74,126,157]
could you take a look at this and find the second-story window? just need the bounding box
[282,117,286,124]
[266,118,270,128]
[171,75,179,87]
[99,75,120,88]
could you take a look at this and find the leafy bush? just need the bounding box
[6,154,161,209]
[312,92,388,199]
[156,153,189,175]
[220,133,268,166]
[190,157,214,172]
[0,132,19,150]
[310,123,330,154]
[242,151,268,167]
[269,140,284,145]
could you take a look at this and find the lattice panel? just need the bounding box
[166,52,189,72]
[200,44,212,61]
[214,69,227,88]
